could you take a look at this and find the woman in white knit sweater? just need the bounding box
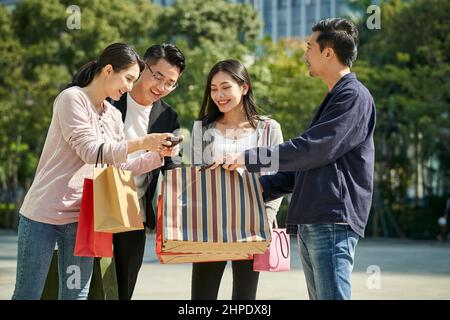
[190,59,283,300]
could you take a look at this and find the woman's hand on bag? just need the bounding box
[143,133,173,152]
[208,161,223,170]
[222,152,245,171]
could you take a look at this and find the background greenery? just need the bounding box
[0,0,448,238]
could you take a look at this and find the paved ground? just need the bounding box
[1,228,449,300]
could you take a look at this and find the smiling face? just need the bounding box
[103,63,140,101]
[210,71,247,114]
[134,58,181,105]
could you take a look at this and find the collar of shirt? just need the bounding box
[329,72,356,95]
[127,93,153,114]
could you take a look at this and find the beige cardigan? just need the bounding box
[190,117,284,226]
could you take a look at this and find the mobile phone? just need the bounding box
[166,136,184,147]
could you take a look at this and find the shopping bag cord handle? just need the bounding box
[276,230,290,259]
[269,230,290,269]
[95,143,105,168]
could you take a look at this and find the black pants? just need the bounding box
[191,260,260,300]
[113,229,146,300]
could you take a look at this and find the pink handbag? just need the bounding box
[253,220,290,272]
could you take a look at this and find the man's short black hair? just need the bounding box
[144,43,186,73]
[312,18,359,67]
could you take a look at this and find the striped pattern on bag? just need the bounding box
[162,167,270,253]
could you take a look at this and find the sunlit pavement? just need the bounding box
[1,229,449,300]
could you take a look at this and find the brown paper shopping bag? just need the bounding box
[160,166,271,254]
[93,144,144,233]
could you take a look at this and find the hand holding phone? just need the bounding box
[166,135,184,147]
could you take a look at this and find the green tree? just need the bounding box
[0,0,161,227]
[0,5,32,227]
[12,0,159,74]
[357,0,450,67]
[153,0,262,50]
[349,0,450,237]
[0,0,263,227]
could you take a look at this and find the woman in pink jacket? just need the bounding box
[12,43,174,300]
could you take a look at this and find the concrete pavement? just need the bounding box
[0,229,449,300]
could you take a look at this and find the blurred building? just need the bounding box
[0,0,18,7]
[2,0,353,41]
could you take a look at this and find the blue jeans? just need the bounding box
[12,215,93,300]
[297,223,359,300]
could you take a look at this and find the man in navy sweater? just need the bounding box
[223,18,376,300]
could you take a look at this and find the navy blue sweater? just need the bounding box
[245,73,376,237]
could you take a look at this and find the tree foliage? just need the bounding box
[351,0,450,238]
[357,0,450,67]
[152,0,262,50]
[0,0,448,237]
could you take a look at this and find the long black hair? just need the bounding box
[198,59,262,128]
[67,43,145,88]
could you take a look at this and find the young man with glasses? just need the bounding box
[111,43,185,300]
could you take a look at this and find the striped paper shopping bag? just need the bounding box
[161,167,271,254]
[156,196,252,264]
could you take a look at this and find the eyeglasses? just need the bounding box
[145,62,178,91]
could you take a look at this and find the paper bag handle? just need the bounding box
[272,217,278,229]
[269,229,290,269]
[95,143,105,168]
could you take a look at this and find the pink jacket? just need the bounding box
[20,86,163,225]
